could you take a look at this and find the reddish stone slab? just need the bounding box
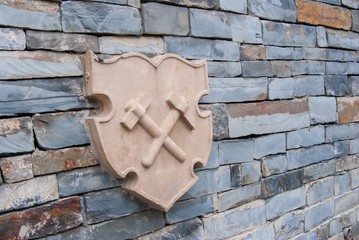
[337,97,359,124]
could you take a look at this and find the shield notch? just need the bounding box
[83,51,212,212]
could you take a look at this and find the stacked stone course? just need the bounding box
[0,0,358,239]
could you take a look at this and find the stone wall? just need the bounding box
[0,0,358,239]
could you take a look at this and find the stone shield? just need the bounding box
[83,52,212,211]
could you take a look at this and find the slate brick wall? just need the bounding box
[0,0,358,239]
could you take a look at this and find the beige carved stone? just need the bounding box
[83,52,212,211]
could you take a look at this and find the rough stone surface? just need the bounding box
[352,10,359,32]
[33,112,90,150]
[0,117,34,156]
[334,141,349,158]
[308,97,337,124]
[334,189,359,214]
[326,62,348,75]
[0,197,82,240]
[351,76,359,96]
[337,97,359,123]
[141,0,218,8]
[219,0,247,14]
[342,0,359,9]
[261,154,288,177]
[274,210,305,240]
[254,133,286,159]
[266,187,306,220]
[0,175,58,213]
[241,45,266,60]
[303,160,336,183]
[262,21,316,47]
[45,227,92,240]
[230,165,241,188]
[305,199,334,230]
[57,166,121,197]
[62,1,141,35]
[296,0,352,30]
[0,154,33,183]
[306,177,334,205]
[227,99,310,137]
[241,161,261,185]
[91,210,165,240]
[242,61,272,77]
[326,123,359,142]
[267,46,303,60]
[350,168,359,188]
[262,170,304,198]
[248,0,296,22]
[207,61,242,77]
[227,223,275,240]
[231,14,263,44]
[201,78,267,103]
[203,200,266,239]
[336,155,359,172]
[287,126,325,149]
[326,28,359,50]
[0,28,25,50]
[350,139,359,154]
[330,210,356,237]
[200,104,229,140]
[334,172,351,196]
[142,3,189,36]
[271,61,292,77]
[219,140,254,165]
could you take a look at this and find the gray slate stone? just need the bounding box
[232,223,275,240]
[303,160,336,183]
[261,154,288,177]
[347,62,359,74]
[336,155,359,172]
[26,30,99,53]
[207,61,242,77]
[334,172,351,196]
[334,141,349,158]
[287,126,325,149]
[350,168,359,188]
[33,112,90,150]
[231,14,263,44]
[62,1,141,35]
[91,210,165,240]
[317,26,328,47]
[266,46,303,60]
[292,61,308,76]
[218,183,261,212]
[326,123,359,142]
[271,61,292,77]
[306,177,334,205]
[0,154,33,183]
[266,187,306,220]
[305,199,334,230]
[287,144,335,170]
[219,140,254,164]
[274,210,305,240]
[200,104,229,140]
[219,0,247,14]
[254,133,286,159]
[326,62,347,75]
[314,0,340,4]
[45,227,92,240]
[350,76,359,96]
[329,210,356,237]
[303,47,327,60]
[166,194,216,224]
[0,2,60,30]
[241,161,261,185]
[308,97,337,124]
[262,21,316,47]
[352,10,359,32]
[248,0,296,22]
[203,200,266,240]
[201,78,267,103]
[0,28,25,50]
[262,170,304,198]
[165,37,240,61]
[230,164,241,188]
[308,61,325,75]
[350,139,359,154]
[326,28,359,50]
[57,166,121,197]
[242,61,272,77]
[342,0,359,9]
[84,187,149,224]
[141,0,218,8]
[142,3,189,36]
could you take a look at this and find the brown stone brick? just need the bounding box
[240,45,266,61]
[32,146,99,175]
[0,197,83,239]
[296,0,352,30]
[337,97,359,124]
[1,154,33,183]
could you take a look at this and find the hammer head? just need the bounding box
[167,91,196,130]
[121,93,151,130]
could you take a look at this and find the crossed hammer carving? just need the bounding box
[121,91,196,168]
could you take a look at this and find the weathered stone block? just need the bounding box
[1,154,33,183]
[0,175,58,213]
[326,123,359,142]
[241,161,261,185]
[241,44,266,60]
[308,97,337,124]
[305,199,334,230]
[350,139,359,155]
[262,170,304,198]
[230,164,241,188]
[248,0,296,22]
[242,61,272,77]
[350,168,359,188]
[326,28,359,50]
[274,210,305,240]
[303,47,327,60]
[137,218,204,240]
[165,37,240,61]
[141,0,218,8]
[33,112,90,150]
[201,78,267,103]
[57,166,121,197]
[350,76,359,96]
[262,21,316,47]
[334,172,351,196]
[342,0,359,9]
[337,97,359,123]
[336,155,359,172]
[287,126,325,149]
[219,140,254,165]
[303,160,336,183]
[266,187,306,220]
[0,51,82,80]
[32,147,99,176]
[207,61,242,77]
[306,177,334,205]
[0,117,34,156]
[330,210,356,237]
[219,0,247,14]
[0,28,25,50]
[142,3,189,36]
[0,0,60,30]
[203,200,266,239]
[266,46,303,59]
[334,141,349,158]
[231,14,263,44]
[317,26,328,47]
[347,62,359,75]
[326,62,347,75]
[327,49,359,61]
[218,183,261,212]
[335,189,359,214]
[352,10,359,32]
[308,60,325,75]
[45,227,92,240]
[200,104,229,140]
[227,99,310,137]
[62,1,141,34]
[228,223,275,240]
[91,210,165,240]
[271,61,292,77]
[261,154,288,177]
[0,197,82,239]
[254,133,286,159]
[292,61,308,76]
[296,0,351,30]
[84,187,149,224]
[287,144,335,170]
[166,194,216,224]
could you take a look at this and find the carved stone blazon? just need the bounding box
[83,51,212,212]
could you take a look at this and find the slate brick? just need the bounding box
[337,97,359,124]
[350,139,359,154]
[241,161,261,185]
[326,123,359,142]
[326,28,359,50]
[207,61,242,77]
[334,189,359,214]
[219,140,254,165]
[62,1,141,35]
[308,97,337,124]
[142,3,189,36]
[0,197,82,240]
[228,223,275,240]
[329,210,356,237]
[0,117,34,156]
[45,227,92,240]
[261,154,288,177]
[334,172,351,196]
[303,47,327,60]
[230,164,241,188]
[57,166,121,197]
[0,175,58,213]
[306,177,334,205]
[271,61,292,77]
[219,0,247,14]
[336,155,359,172]
[0,154,33,183]
[352,10,359,32]
[0,28,25,50]
[292,61,308,76]
[141,0,218,9]
[241,45,266,60]
[342,0,359,9]
[200,104,229,140]
[305,199,334,230]
[334,141,349,158]
[326,62,347,75]
[262,170,304,198]
[350,76,359,96]
[274,210,305,240]
[254,133,286,159]
[287,126,325,149]
[231,14,263,44]
[248,0,296,22]
[266,46,303,60]
[350,168,359,188]
[308,60,325,75]
[317,26,328,47]
[33,112,90,150]
[242,61,272,77]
